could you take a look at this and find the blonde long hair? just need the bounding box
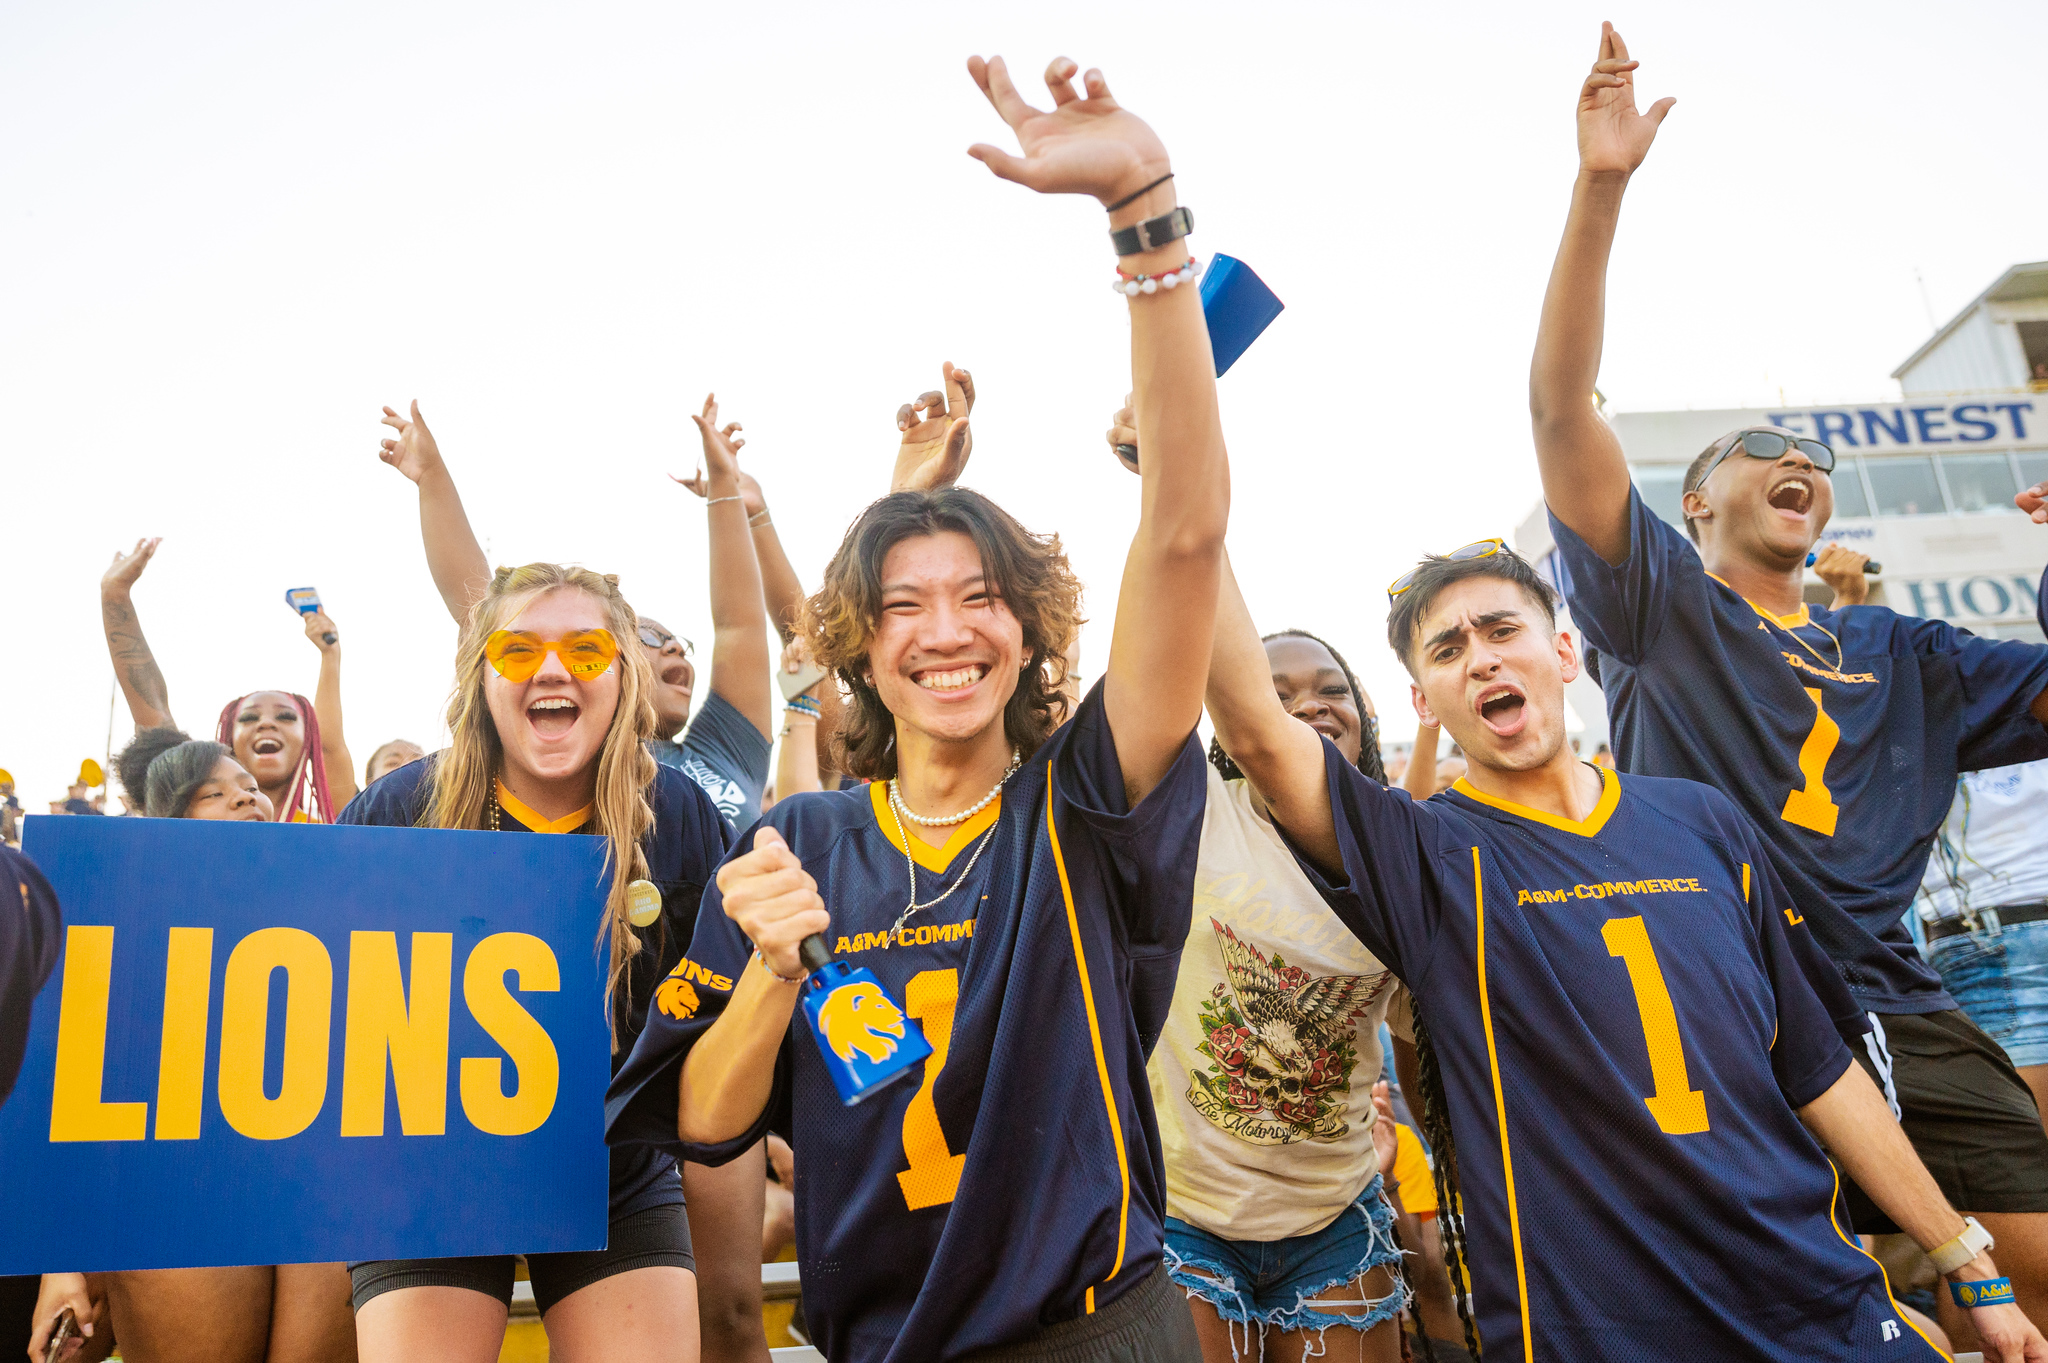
[425,563,658,1046]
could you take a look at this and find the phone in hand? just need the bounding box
[779,661,828,702]
[285,587,338,645]
[43,1306,76,1363]
[1201,254,1284,378]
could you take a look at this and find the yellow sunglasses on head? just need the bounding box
[485,629,619,683]
[1387,539,1509,600]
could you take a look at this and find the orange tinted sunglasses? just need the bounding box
[485,629,619,683]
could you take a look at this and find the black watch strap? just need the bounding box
[1110,206,1193,258]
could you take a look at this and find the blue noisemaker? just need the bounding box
[1200,254,1284,378]
[795,935,933,1105]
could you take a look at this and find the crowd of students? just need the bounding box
[8,27,2048,1363]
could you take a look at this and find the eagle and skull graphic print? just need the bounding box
[1149,766,1397,1241]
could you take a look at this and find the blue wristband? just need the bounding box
[1951,1277,2015,1309]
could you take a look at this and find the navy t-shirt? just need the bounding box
[338,756,733,1219]
[650,690,771,831]
[0,845,63,1107]
[1292,747,1941,1362]
[1550,488,2048,1011]
[607,683,1206,1363]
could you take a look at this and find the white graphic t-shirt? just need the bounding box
[1149,765,1395,1241]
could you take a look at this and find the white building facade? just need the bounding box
[1517,260,2048,745]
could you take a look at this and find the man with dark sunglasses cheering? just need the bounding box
[1529,22,2048,1350]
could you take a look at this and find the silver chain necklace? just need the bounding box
[881,754,1018,946]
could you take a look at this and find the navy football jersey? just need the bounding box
[606,685,1206,1363]
[1295,745,1942,1362]
[339,756,733,1217]
[1551,489,2048,1011]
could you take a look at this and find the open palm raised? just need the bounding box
[967,56,1170,206]
[1577,22,1675,176]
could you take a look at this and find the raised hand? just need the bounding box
[678,393,747,496]
[1577,22,1675,176]
[102,537,161,599]
[378,400,445,484]
[1105,392,1139,474]
[718,826,832,981]
[966,56,1170,205]
[303,608,341,653]
[1809,543,1871,608]
[2017,477,2048,524]
[892,361,975,493]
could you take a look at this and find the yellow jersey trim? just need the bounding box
[1705,572,1814,629]
[1045,763,1130,1304]
[1474,846,1532,1358]
[869,781,1003,873]
[1825,1158,1952,1359]
[1453,764,1620,838]
[494,781,593,834]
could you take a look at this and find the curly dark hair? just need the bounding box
[801,488,1083,782]
[1209,629,1387,785]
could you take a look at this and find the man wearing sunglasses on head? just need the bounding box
[1530,23,2048,1346]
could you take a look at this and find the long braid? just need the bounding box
[1389,1215,1433,1362]
[1210,628,1386,783]
[1413,1010,1482,1358]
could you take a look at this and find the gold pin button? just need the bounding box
[627,879,663,927]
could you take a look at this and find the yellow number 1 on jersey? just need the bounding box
[1602,916,1710,1135]
[1780,686,1841,836]
[897,968,965,1210]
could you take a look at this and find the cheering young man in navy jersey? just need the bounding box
[607,55,1225,1363]
[1204,543,2045,1362]
[1529,24,2048,1342]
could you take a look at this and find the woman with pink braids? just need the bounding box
[99,538,359,821]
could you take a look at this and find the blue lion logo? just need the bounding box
[818,982,907,1064]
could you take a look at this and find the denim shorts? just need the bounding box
[1927,917,2048,1069]
[1162,1174,1405,1356]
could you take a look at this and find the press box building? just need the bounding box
[1516,259,2048,744]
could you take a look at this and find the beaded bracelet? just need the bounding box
[753,947,806,985]
[1112,257,1199,297]
[706,495,742,507]
[749,509,773,527]
[786,696,822,720]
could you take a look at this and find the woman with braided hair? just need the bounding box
[99,538,358,821]
[338,562,732,1363]
[1112,410,1408,1362]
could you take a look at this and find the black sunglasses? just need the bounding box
[1694,429,1836,491]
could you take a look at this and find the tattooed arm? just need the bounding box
[101,539,176,730]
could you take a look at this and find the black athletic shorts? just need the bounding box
[1846,1007,2048,1234]
[959,1267,1199,1363]
[348,1203,694,1317]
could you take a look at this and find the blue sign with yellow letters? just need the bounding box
[0,816,610,1273]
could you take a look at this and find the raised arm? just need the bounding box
[302,609,359,808]
[674,396,775,738]
[1528,23,1675,565]
[100,538,176,730]
[1204,554,1341,871]
[1401,722,1442,799]
[968,55,1227,805]
[378,401,492,626]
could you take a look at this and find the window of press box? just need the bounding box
[2021,320,2048,390]
[1864,456,1946,516]
[1830,458,1871,518]
[1941,453,2021,513]
[1633,466,1687,528]
[2017,451,2048,497]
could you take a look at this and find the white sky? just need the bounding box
[5,0,2043,804]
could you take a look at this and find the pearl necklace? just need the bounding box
[880,750,1020,946]
[887,750,1020,826]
